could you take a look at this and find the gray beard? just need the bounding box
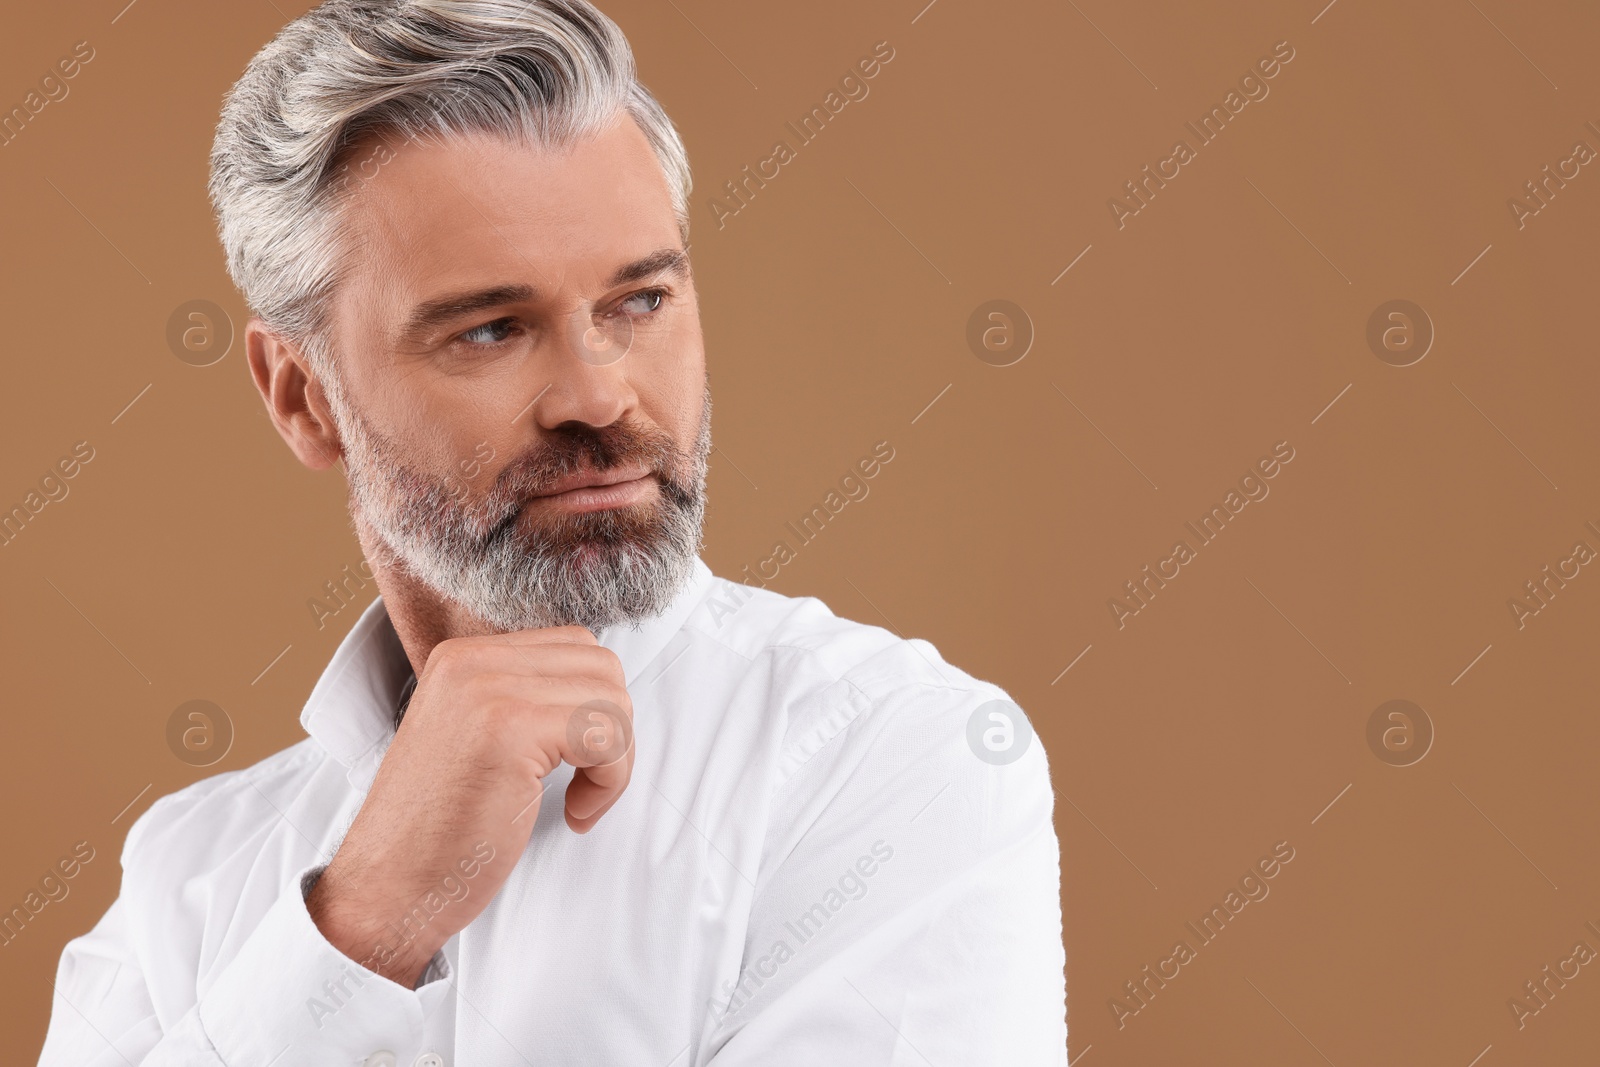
[333,381,710,635]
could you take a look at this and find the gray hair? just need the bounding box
[207,0,692,386]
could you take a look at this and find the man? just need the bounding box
[39,1,1065,1063]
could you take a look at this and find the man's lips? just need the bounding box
[525,465,657,512]
[533,464,653,497]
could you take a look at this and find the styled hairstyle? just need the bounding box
[207,0,692,385]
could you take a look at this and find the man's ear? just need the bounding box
[245,317,345,472]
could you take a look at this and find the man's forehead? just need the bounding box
[337,120,679,305]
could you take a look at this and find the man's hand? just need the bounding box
[306,625,634,988]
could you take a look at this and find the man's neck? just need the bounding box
[354,515,501,680]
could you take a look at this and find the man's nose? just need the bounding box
[524,312,639,430]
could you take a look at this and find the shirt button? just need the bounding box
[414,1056,445,1067]
[362,1055,397,1067]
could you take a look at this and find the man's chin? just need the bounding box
[511,498,662,553]
[564,539,623,572]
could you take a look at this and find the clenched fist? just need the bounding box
[306,625,634,988]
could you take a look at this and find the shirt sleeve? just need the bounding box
[697,676,1068,1066]
[37,856,451,1066]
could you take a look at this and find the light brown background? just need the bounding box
[3,0,1598,1062]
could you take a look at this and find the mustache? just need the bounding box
[476,420,682,528]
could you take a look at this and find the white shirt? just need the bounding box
[39,557,1066,1065]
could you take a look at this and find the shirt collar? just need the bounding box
[300,555,716,793]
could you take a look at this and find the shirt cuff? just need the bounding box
[198,862,437,1064]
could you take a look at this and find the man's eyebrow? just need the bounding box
[609,247,690,287]
[396,249,689,341]
[398,283,536,340]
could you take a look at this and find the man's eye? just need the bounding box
[617,288,666,317]
[459,318,518,346]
